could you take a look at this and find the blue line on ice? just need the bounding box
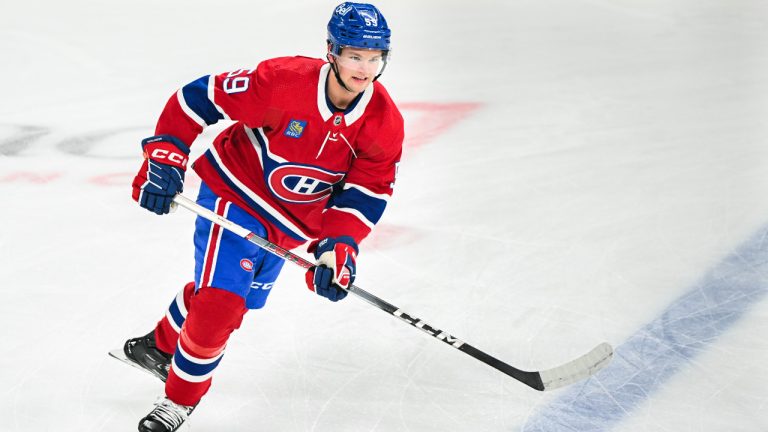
[522,226,768,431]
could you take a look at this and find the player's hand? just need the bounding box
[131,135,190,215]
[305,236,358,302]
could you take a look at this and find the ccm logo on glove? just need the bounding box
[148,148,188,168]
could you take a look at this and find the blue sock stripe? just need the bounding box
[173,348,225,377]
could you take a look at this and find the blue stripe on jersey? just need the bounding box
[174,350,224,377]
[203,151,308,243]
[328,186,387,225]
[168,298,185,329]
[182,76,224,125]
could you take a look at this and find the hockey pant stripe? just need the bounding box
[200,198,229,288]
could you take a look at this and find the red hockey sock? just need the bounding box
[165,286,248,407]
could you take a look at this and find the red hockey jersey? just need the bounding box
[152,56,404,250]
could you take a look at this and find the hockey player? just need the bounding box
[118,3,403,431]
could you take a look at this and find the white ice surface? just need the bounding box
[1,0,767,431]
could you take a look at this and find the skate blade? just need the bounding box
[108,349,167,383]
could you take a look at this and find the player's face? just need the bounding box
[331,48,385,92]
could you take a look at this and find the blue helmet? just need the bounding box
[327,3,391,55]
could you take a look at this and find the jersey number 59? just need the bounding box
[223,69,254,94]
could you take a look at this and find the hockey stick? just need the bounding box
[172,194,613,391]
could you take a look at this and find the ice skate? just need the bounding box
[138,397,194,432]
[109,331,172,382]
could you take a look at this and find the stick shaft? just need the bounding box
[173,194,610,391]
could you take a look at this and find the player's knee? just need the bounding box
[184,286,248,349]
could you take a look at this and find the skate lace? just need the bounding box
[149,398,192,430]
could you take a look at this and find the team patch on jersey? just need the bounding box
[284,119,307,139]
[240,258,254,272]
[267,165,345,203]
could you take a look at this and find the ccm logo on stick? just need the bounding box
[150,149,188,168]
[393,309,465,348]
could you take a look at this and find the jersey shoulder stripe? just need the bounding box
[328,185,388,226]
[181,75,224,125]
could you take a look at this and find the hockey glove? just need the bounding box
[131,135,190,215]
[305,236,358,302]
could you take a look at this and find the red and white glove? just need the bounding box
[305,236,358,302]
[131,135,190,215]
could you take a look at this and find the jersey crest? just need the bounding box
[267,164,345,203]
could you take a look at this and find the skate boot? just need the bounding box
[138,397,195,432]
[120,331,172,382]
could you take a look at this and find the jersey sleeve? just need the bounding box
[153,62,275,146]
[319,109,404,246]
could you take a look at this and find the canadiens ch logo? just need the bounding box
[240,259,254,272]
[267,164,345,203]
[284,119,307,139]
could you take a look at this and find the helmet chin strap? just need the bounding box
[328,57,355,93]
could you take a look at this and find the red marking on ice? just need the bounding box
[401,102,482,149]
[364,223,424,250]
[0,102,481,187]
[0,172,63,184]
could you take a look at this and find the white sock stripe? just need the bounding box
[175,289,188,317]
[165,309,182,333]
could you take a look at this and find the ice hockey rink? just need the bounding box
[1,0,767,430]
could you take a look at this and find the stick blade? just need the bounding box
[538,342,613,391]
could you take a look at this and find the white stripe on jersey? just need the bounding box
[343,182,391,202]
[328,205,376,229]
[209,146,311,241]
[244,126,288,164]
[176,88,206,128]
[317,64,334,122]
[208,75,231,121]
[344,82,374,126]
[316,63,374,126]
